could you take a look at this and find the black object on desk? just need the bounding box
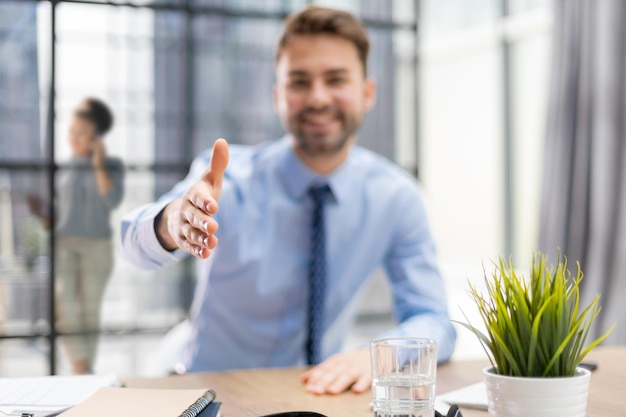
[579,362,598,372]
[436,404,463,417]
[197,402,221,417]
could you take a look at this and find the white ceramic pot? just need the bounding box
[483,366,591,417]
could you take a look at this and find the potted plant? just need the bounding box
[457,252,614,417]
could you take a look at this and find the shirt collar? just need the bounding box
[279,135,356,204]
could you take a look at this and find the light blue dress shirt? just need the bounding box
[120,136,456,371]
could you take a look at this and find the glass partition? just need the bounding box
[0,0,413,376]
[0,0,555,373]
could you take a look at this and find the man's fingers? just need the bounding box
[351,374,371,393]
[183,205,219,234]
[303,360,352,395]
[301,349,371,395]
[176,225,219,259]
[181,240,213,259]
[326,373,355,395]
[201,138,229,201]
[304,368,355,395]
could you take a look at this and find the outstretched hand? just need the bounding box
[157,138,229,258]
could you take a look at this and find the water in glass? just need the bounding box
[372,374,435,417]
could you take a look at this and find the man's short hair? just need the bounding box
[74,97,114,136]
[276,6,370,75]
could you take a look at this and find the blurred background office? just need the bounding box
[0,0,622,377]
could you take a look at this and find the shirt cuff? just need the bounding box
[136,200,187,266]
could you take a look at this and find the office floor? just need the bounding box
[0,264,487,378]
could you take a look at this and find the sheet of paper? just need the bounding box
[0,373,119,417]
[436,381,488,410]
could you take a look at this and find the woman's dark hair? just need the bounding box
[74,97,114,136]
[276,6,370,75]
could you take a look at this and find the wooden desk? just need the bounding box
[124,346,624,417]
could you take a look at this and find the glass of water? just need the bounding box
[370,338,437,417]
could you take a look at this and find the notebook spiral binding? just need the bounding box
[179,389,216,417]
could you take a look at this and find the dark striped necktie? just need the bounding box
[306,184,332,365]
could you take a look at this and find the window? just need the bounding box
[419,0,553,359]
[0,0,417,376]
[0,0,554,373]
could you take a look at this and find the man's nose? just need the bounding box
[307,80,332,108]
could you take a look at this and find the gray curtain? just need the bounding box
[539,0,626,343]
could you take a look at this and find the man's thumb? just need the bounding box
[202,138,229,198]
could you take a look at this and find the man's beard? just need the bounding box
[289,106,360,157]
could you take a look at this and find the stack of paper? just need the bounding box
[0,373,120,417]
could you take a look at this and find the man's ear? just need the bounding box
[364,77,377,111]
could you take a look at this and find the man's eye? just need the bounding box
[289,80,309,88]
[328,77,346,85]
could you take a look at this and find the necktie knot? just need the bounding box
[308,184,332,205]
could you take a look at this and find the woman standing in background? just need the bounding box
[30,98,124,373]
[57,97,124,374]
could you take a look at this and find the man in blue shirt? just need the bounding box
[120,6,456,395]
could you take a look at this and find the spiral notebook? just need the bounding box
[57,387,220,417]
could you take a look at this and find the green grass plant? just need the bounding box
[458,252,614,377]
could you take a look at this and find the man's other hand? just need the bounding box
[156,138,229,258]
[300,347,371,395]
